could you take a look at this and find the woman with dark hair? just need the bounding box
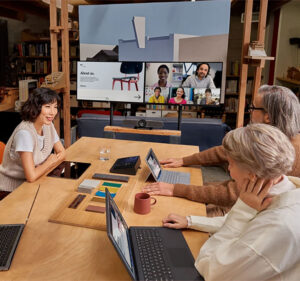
[0,88,65,199]
[152,64,172,88]
[149,87,165,103]
[182,63,216,89]
[169,87,187,104]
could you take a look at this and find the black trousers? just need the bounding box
[0,191,10,200]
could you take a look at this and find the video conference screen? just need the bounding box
[77,61,223,105]
[145,62,222,105]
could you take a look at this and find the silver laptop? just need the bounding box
[145,148,190,184]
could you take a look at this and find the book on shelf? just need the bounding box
[225,96,251,113]
[246,80,253,95]
[16,42,51,57]
[226,79,238,93]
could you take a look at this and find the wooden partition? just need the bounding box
[49,0,71,147]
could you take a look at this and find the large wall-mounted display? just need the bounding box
[78,0,230,104]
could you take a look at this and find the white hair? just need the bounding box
[223,123,295,179]
[258,85,300,138]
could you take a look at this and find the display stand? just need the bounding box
[177,105,183,131]
[110,102,114,126]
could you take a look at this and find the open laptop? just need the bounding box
[105,189,203,281]
[145,148,190,184]
[0,185,40,270]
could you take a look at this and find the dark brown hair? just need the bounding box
[21,88,61,122]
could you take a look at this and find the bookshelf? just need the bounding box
[15,39,79,86]
[224,74,254,128]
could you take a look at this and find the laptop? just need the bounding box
[145,148,190,184]
[0,185,40,271]
[105,189,203,281]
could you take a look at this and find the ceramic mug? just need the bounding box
[133,193,156,215]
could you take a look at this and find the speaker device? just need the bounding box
[122,119,163,130]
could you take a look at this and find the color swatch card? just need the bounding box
[98,186,119,193]
[78,179,101,194]
[91,190,116,203]
[102,182,122,188]
[85,205,106,213]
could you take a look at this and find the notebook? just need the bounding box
[145,148,190,184]
[105,189,203,281]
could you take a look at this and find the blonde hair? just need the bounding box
[223,123,295,179]
[258,85,300,138]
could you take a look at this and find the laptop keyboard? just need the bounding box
[0,224,24,271]
[160,170,190,185]
[133,228,174,281]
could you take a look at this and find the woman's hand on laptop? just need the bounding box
[162,213,188,229]
[142,182,174,196]
[160,158,183,168]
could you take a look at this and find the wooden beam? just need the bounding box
[252,0,269,102]
[50,0,59,73]
[0,1,49,19]
[104,126,181,136]
[257,0,268,43]
[61,0,71,148]
[49,0,60,136]
[236,0,253,128]
[0,7,25,21]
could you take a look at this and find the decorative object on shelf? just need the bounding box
[41,72,65,90]
[0,88,19,111]
[287,67,300,82]
[248,41,267,57]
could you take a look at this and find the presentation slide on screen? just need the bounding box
[77,61,144,103]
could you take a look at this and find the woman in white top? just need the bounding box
[0,88,65,199]
[163,123,300,281]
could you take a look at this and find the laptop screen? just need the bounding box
[145,149,161,180]
[106,190,137,280]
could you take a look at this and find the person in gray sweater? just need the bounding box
[0,88,65,199]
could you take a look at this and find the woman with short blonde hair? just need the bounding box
[223,123,295,178]
[163,124,300,281]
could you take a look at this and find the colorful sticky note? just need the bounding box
[102,182,122,188]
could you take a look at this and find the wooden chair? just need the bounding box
[0,141,5,164]
[112,62,143,91]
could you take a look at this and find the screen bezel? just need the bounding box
[144,61,224,106]
[105,189,137,281]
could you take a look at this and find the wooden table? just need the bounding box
[0,137,208,281]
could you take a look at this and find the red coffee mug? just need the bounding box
[133,193,157,215]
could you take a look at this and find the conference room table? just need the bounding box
[0,137,208,281]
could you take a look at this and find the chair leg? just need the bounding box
[112,80,115,89]
[135,82,138,91]
[120,81,123,90]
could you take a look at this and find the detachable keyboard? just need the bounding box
[0,224,24,271]
[160,170,190,185]
[132,228,174,281]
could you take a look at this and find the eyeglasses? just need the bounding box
[248,103,265,112]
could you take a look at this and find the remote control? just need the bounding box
[92,173,129,182]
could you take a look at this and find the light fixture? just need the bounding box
[42,0,74,13]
